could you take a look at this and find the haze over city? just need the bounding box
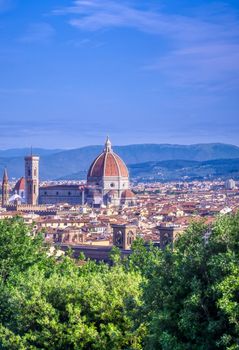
[1,0,239,148]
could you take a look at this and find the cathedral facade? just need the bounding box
[39,184,84,205]
[86,137,135,206]
[1,138,135,208]
[39,137,135,207]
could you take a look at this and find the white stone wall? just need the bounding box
[102,176,129,193]
[87,175,130,206]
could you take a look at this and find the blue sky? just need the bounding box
[0,0,239,148]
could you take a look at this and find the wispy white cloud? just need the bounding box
[145,42,239,89]
[19,23,55,44]
[54,0,194,35]
[53,0,239,39]
[53,0,239,90]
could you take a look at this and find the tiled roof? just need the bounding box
[14,177,25,191]
[87,151,128,178]
[121,189,135,198]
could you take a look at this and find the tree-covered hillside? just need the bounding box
[63,158,239,181]
[128,158,239,181]
[1,143,239,180]
[0,215,238,349]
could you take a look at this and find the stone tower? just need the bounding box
[24,154,39,205]
[1,168,9,207]
[156,225,182,249]
[112,224,137,250]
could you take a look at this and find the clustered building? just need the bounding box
[1,137,135,209]
[1,139,238,258]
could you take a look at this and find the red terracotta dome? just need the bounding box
[121,189,135,198]
[14,177,25,192]
[87,137,129,178]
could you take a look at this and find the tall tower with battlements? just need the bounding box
[24,154,39,205]
[1,168,9,207]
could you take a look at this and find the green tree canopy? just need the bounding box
[0,218,143,350]
[0,214,239,350]
[143,214,239,350]
[0,217,48,281]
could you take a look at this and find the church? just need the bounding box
[1,137,135,208]
[86,137,135,206]
[39,137,135,207]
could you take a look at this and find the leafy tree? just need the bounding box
[126,238,162,278]
[0,218,144,350]
[109,246,121,265]
[0,264,143,349]
[78,252,85,261]
[0,217,48,281]
[143,215,239,350]
[1,214,239,350]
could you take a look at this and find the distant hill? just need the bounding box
[128,158,239,181]
[59,158,239,181]
[0,143,239,180]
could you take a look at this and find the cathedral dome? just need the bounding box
[87,137,129,179]
[14,177,25,192]
[121,189,135,198]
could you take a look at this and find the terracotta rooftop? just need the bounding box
[14,177,25,192]
[87,138,128,178]
[88,152,128,178]
[121,189,135,198]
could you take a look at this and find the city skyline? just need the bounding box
[1,0,239,148]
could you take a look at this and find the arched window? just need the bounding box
[162,233,171,248]
[115,230,123,246]
[127,231,134,245]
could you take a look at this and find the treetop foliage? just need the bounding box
[0,213,238,349]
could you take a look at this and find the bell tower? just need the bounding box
[112,224,137,250]
[1,168,9,207]
[24,153,39,205]
[156,225,182,249]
